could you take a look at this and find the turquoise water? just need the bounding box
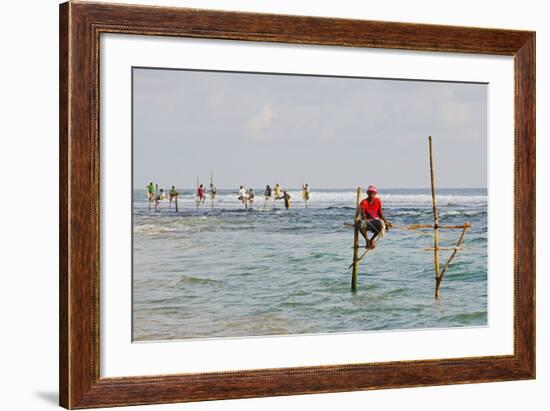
[132,188,487,341]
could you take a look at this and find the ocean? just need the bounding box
[132,188,487,341]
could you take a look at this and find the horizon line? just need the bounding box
[133,186,488,190]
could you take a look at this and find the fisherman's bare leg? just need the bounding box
[356,221,369,243]
[369,219,384,248]
[368,233,379,249]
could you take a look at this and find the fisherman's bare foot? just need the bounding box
[367,240,376,249]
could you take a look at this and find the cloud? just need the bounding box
[245,105,274,142]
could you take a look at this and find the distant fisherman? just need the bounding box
[302,183,310,208]
[169,186,179,208]
[282,190,291,209]
[238,185,250,209]
[209,182,217,209]
[302,183,310,200]
[197,184,206,203]
[264,185,272,208]
[155,188,166,209]
[146,182,155,209]
[274,183,282,200]
[248,188,255,204]
[358,185,391,249]
[238,185,248,202]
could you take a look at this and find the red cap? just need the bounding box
[367,185,377,193]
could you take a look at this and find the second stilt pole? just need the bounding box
[428,136,442,299]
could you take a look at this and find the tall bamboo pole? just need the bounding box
[428,136,441,298]
[351,187,362,292]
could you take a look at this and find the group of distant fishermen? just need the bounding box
[146,182,311,210]
[146,182,217,210]
[238,183,310,210]
[146,180,390,249]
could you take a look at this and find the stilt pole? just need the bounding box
[428,136,442,298]
[351,187,362,292]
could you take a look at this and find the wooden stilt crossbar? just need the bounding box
[351,187,361,292]
[422,247,464,251]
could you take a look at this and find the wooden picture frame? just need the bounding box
[59,1,535,408]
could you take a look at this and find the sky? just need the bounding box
[133,67,487,190]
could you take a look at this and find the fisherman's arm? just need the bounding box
[379,209,392,228]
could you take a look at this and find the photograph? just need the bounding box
[131,67,488,341]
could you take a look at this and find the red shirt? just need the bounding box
[197,187,205,197]
[360,197,382,219]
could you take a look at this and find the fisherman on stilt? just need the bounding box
[169,186,179,208]
[155,188,166,209]
[209,182,216,199]
[302,183,310,208]
[238,185,249,209]
[282,190,291,209]
[197,184,206,204]
[264,184,272,208]
[248,188,255,207]
[357,185,391,249]
[146,182,155,210]
[274,183,282,200]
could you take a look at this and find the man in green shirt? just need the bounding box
[146,182,155,209]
